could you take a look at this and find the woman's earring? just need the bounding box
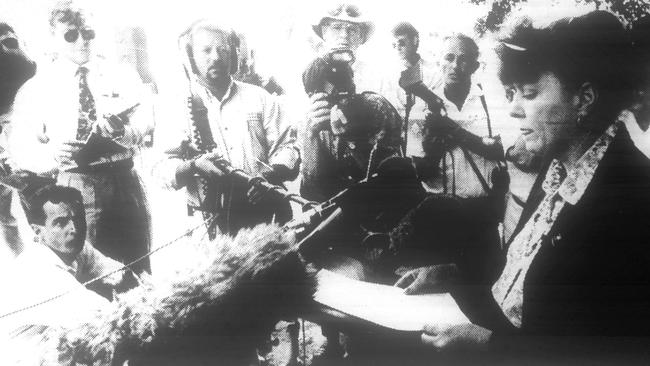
[576,112,585,128]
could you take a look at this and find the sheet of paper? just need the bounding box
[314,269,470,332]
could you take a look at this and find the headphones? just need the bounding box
[179,20,239,76]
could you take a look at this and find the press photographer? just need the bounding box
[403,34,506,199]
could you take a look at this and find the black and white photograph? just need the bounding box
[0,0,650,364]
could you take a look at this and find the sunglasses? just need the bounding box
[328,4,361,18]
[392,39,408,48]
[64,29,95,43]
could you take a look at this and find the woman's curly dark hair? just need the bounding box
[496,10,634,128]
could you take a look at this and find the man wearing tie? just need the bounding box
[10,0,152,274]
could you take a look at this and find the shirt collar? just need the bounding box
[194,77,238,104]
[434,81,483,111]
[220,79,237,102]
[467,82,484,98]
[53,57,98,77]
[23,243,80,277]
[557,121,621,205]
[618,109,641,135]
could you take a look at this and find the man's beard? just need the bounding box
[196,74,229,93]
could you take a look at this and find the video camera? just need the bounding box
[398,67,503,163]
[303,48,356,105]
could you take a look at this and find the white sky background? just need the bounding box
[0,0,598,144]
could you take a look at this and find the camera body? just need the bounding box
[303,48,356,105]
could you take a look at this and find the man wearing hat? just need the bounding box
[302,3,400,201]
[305,3,383,142]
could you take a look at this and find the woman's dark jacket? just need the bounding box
[460,126,650,362]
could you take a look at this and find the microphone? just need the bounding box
[399,69,504,161]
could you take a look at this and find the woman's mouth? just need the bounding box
[520,128,534,136]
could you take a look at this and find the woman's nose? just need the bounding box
[508,97,525,119]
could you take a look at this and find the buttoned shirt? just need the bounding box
[423,82,498,198]
[619,109,650,158]
[380,56,440,156]
[0,242,115,333]
[10,58,152,174]
[156,79,299,209]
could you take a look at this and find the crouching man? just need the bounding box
[0,185,136,335]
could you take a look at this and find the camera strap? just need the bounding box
[477,83,492,138]
[456,84,493,195]
[460,146,491,194]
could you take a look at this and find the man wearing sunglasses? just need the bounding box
[10,0,152,275]
[385,22,439,156]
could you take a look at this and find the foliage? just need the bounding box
[471,0,650,35]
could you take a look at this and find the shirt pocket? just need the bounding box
[245,111,266,145]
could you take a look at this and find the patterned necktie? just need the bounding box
[76,66,96,141]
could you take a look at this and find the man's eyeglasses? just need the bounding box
[64,29,95,43]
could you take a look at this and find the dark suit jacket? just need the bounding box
[460,127,650,362]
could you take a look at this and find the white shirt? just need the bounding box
[379,56,440,156]
[619,109,650,158]
[10,58,152,174]
[423,82,499,198]
[0,243,112,334]
[155,79,299,209]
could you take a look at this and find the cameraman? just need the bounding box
[302,3,394,202]
[155,20,300,237]
[419,34,503,199]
